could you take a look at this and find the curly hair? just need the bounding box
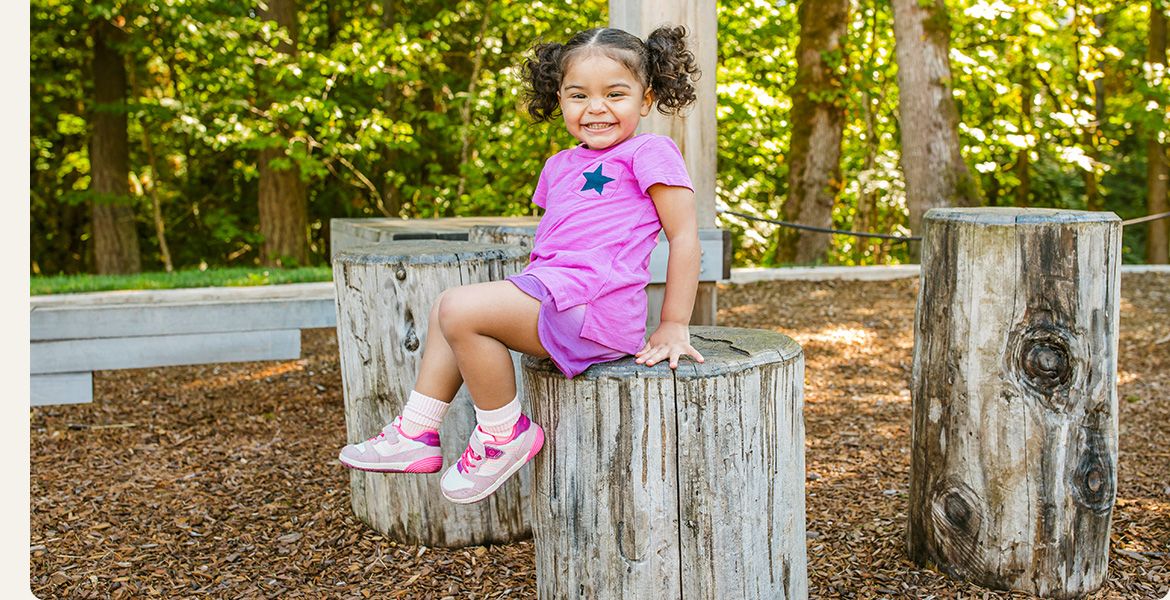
[523,25,701,122]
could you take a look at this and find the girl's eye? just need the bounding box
[608,93,624,98]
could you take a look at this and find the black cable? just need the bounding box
[718,209,922,242]
[1122,211,1170,226]
[718,209,1170,243]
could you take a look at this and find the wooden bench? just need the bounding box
[30,283,336,406]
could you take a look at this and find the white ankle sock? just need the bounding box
[401,390,450,436]
[475,396,522,438]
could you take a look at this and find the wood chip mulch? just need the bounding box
[30,273,1169,599]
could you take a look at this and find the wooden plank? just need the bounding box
[31,281,333,308]
[31,372,93,406]
[609,0,718,230]
[31,292,335,341]
[647,230,725,283]
[31,330,301,374]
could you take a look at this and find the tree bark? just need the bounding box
[89,19,141,275]
[776,0,851,265]
[257,0,309,267]
[891,0,981,250]
[525,327,807,599]
[909,208,1120,598]
[1147,2,1169,264]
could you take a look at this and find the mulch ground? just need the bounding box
[30,274,1169,599]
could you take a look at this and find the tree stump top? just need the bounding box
[925,207,1120,225]
[333,241,528,266]
[468,224,538,237]
[522,325,801,380]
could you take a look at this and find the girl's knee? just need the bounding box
[430,290,447,324]
[436,288,472,339]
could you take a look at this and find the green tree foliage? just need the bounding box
[30,0,1170,274]
[31,0,599,274]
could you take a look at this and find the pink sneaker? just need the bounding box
[440,414,544,504]
[338,416,443,473]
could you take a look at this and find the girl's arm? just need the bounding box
[635,183,706,369]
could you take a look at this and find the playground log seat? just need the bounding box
[332,240,532,547]
[909,208,1120,598]
[522,326,808,599]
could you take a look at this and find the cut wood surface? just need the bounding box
[524,325,807,599]
[909,208,1121,598]
[333,241,531,547]
[467,224,536,251]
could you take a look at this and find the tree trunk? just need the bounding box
[127,61,174,272]
[1013,73,1032,207]
[525,326,807,599]
[89,19,141,275]
[774,0,851,265]
[891,0,980,249]
[257,0,309,267]
[1072,6,1105,212]
[375,0,404,218]
[454,2,493,202]
[333,241,531,547]
[1147,2,1169,264]
[909,208,1120,598]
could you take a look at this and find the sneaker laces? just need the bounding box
[457,445,482,473]
[366,420,400,444]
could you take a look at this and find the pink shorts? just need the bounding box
[508,274,627,378]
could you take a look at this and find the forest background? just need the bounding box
[29,0,1170,275]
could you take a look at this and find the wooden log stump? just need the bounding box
[333,241,532,547]
[909,208,1121,598]
[523,326,807,599]
[468,223,536,251]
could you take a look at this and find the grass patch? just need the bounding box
[32,266,334,295]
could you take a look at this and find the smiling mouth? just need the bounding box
[584,123,615,131]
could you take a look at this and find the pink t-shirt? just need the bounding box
[521,133,693,354]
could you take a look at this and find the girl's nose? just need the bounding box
[588,98,606,112]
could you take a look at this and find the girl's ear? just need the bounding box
[640,88,654,116]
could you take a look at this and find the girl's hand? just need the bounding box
[635,321,706,369]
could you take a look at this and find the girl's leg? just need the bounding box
[412,292,464,402]
[436,280,548,504]
[436,280,548,410]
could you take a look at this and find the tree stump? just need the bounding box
[468,223,536,251]
[333,241,532,547]
[523,326,807,599]
[908,208,1121,598]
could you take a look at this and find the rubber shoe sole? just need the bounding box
[338,454,443,473]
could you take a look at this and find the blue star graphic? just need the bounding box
[580,164,615,196]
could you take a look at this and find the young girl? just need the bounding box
[339,25,706,504]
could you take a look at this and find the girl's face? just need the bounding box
[557,52,653,150]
